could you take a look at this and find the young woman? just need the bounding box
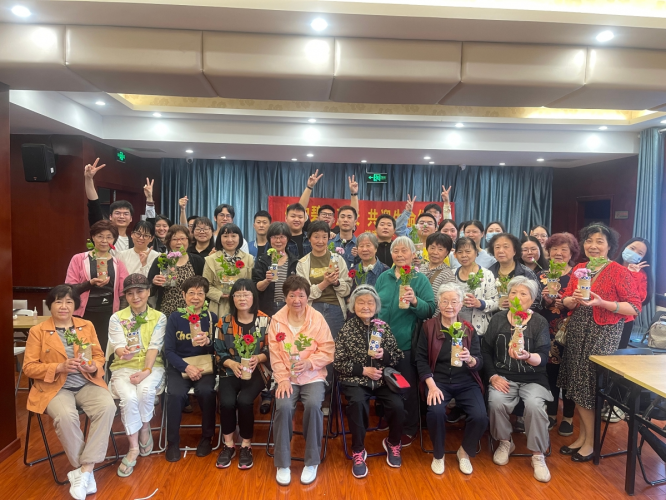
[529,225,550,259]
[520,236,548,274]
[151,215,172,254]
[188,217,216,257]
[117,221,160,277]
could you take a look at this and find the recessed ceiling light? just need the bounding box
[598,126,607,130]
[292,158,298,161]
[308,118,317,123]
[499,162,506,166]
[11,5,31,17]
[153,112,162,118]
[311,18,328,31]
[307,153,314,158]
[536,158,545,162]
[455,123,464,128]
[95,101,105,106]
[596,30,614,42]
[424,156,431,160]
[661,120,666,124]
[185,149,193,154]
[429,161,435,165]
[220,156,226,159]
[361,160,367,163]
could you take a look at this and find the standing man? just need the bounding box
[396,186,453,237]
[285,203,311,258]
[330,206,360,270]
[212,204,249,253]
[249,210,272,259]
[375,214,397,267]
[298,171,360,236]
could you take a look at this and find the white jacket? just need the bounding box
[455,266,499,335]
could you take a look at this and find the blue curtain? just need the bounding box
[633,128,664,333]
[160,159,552,241]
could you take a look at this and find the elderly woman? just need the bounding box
[163,276,218,463]
[538,233,579,436]
[334,285,405,478]
[147,225,205,317]
[376,236,436,447]
[107,274,167,477]
[267,276,334,486]
[23,285,116,500]
[453,237,498,335]
[423,232,455,316]
[203,223,255,319]
[487,233,538,309]
[348,232,389,290]
[558,223,642,461]
[215,279,270,470]
[253,222,298,316]
[460,221,496,268]
[66,219,129,352]
[482,276,552,483]
[417,283,487,476]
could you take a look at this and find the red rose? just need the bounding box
[235,260,245,269]
[188,314,200,324]
[348,269,357,278]
[109,243,116,251]
[515,311,529,321]
[276,332,286,342]
[243,334,254,345]
[402,265,411,274]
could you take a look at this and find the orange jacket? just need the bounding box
[23,317,108,414]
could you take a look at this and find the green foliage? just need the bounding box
[466,268,484,291]
[443,321,466,340]
[546,260,567,279]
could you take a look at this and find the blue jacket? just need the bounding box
[331,233,360,270]
[287,233,312,258]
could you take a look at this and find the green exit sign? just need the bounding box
[115,149,127,163]
[367,172,388,184]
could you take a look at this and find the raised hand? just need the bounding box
[348,175,358,195]
[138,250,150,267]
[307,169,324,189]
[441,185,452,203]
[143,178,154,202]
[628,262,650,273]
[405,194,417,213]
[178,196,188,210]
[84,158,106,179]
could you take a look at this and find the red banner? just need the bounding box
[268,196,455,234]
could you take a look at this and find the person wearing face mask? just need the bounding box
[519,236,549,274]
[348,232,389,290]
[615,237,652,349]
[485,222,505,247]
[423,233,455,316]
[375,214,397,267]
[460,221,496,269]
[330,206,361,270]
[529,225,550,260]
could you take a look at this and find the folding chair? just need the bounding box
[336,381,387,460]
[23,380,119,485]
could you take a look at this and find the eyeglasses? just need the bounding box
[132,232,151,239]
[439,300,460,306]
[171,237,189,242]
[185,291,205,298]
[194,227,212,233]
[218,214,233,220]
[93,235,115,241]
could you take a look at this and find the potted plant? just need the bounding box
[509,296,531,353]
[398,264,417,309]
[234,327,261,380]
[444,321,467,367]
[495,275,512,305]
[545,260,567,298]
[157,247,185,287]
[216,255,244,295]
[327,242,345,273]
[367,319,387,357]
[178,301,210,345]
[119,312,148,353]
[87,239,114,280]
[266,248,283,282]
[276,331,313,381]
[64,329,95,366]
[575,256,609,300]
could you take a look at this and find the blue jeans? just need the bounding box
[312,302,344,388]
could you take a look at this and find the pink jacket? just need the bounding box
[65,252,128,316]
[268,305,334,385]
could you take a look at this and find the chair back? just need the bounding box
[42,300,51,317]
[13,300,28,310]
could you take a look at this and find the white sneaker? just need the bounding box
[301,465,318,485]
[431,458,445,475]
[457,450,473,475]
[85,470,96,494]
[276,467,291,486]
[493,440,515,466]
[532,454,551,483]
[67,468,91,500]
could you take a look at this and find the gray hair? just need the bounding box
[348,285,381,314]
[357,232,379,249]
[437,282,465,303]
[507,276,539,301]
[390,235,416,254]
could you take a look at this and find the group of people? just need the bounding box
[21,161,652,499]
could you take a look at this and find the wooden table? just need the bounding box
[591,354,666,495]
[13,316,49,331]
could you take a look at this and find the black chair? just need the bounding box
[636,396,666,486]
[336,381,387,460]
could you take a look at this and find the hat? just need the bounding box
[123,273,150,293]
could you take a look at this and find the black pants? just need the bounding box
[618,320,634,350]
[218,369,266,439]
[546,363,575,418]
[166,367,217,445]
[396,350,418,437]
[341,383,404,453]
[425,381,488,460]
[82,309,113,355]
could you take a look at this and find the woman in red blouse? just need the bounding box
[557,223,642,462]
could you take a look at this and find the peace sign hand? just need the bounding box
[84,158,106,179]
[628,262,650,273]
[348,175,358,195]
[441,185,452,203]
[143,178,154,202]
[307,169,324,189]
[405,194,417,213]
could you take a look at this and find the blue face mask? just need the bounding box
[486,233,496,243]
[622,248,642,265]
[459,231,464,238]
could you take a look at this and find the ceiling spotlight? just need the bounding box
[95,101,105,106]
[311,18,328,31]
[153,112,162,118]
[596,30,614,42]
[11,5,31,17]
[536,158,545,162]
[499,162,506,166]
[292,158,298,161]
[185,149,193,154]
[220,156,226,159]
[308,118,317,123]
[429,161,435,165]
[424,156,431,160]
[307,153,314,158]
[661,120,666,124]
[361,160,367,163]
[598,126,607,130]
[455,123,464,128]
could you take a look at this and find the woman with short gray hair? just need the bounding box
[349,232,389,289]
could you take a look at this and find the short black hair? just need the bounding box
[579,222,620,259]
[520,235,549,271]
[615,237,653,304]
[193,216,214,231]
[132,220,155,237]
[156,215,173,227]
[424,203,442,215]
[376,214,396,229]
[286,203,306,215]
[165,225,192,249]
[214,204,235,219]
[90,220,118,241]
[215,223,244,252]
[454,236,478,253]
[180,275,209,294]
[187,215,199,223]
[229,279,259,317]
[318,205,335,215]
[267,221,291,239]
[338,205,358,219]
[486,221,506,232]
[416,213,437,225]
[308,220,330,239]
[283,275,311,298]
[487,232,521,262]
[46,284,81,310]
[438,218,457,231]
[530,224,549,235]
[254,210,272,223]
[462,220,485,233]
[425,232,453,253]
[110,200,134,216]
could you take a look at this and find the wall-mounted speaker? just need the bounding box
[22,144,56,182]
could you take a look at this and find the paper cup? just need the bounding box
[290,353,301,380]
[270,263,279,282]
[399,285,409,309]
[547,278,561,298]
[368,331,383,357]
[190,321,203,346]
[451,338,463,367]
[578,277,591,300]
[511,327,525,353]
[241,357,252,380]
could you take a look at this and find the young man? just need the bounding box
[375,214,397,267]
[213,204,249,253]
[249,210,272,259]
[84,158,156,252]
[330,206,360,270]
[298,171,360,236]
[285,203,311,258]
[396,186,453,237]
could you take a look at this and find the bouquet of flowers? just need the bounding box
[87,239,114,279]
[509,297,531,353]
[234,327,261,379]
[348,267,367,286]
[177,301,209,345]
[216,255,245,294]
[64,329,95,366]
[157,248,185,287]
[544,260,567,297]
[443,321,467,367]
[277,331,313,379]
[466,268,484,292]
[368,318,386,357]
[495,275,511,297]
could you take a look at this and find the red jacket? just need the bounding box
[561,262,642,326]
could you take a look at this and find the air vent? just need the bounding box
[124,147,166,153]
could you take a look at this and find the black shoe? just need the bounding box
[183,404,193,414]
[558,420,574,437]
[383,438,402,468]
[216,444,236,468]
[571,451,594,462]
[166,442,181,462]
[196,437,213,457]
[559,445,581,455]
[238,446,254,469]
[513,417,525,434]
[548,416,557,431]
[447,407,467,424]
[260,399,272,415]
[400,434,415,448]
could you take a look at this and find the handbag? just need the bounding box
[647,314,666,349]
[383,367,411,394]
[181,354,214,379]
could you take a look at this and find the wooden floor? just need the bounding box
[4,378,666,500]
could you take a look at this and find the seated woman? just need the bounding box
[334,285,404,478]
[482,276,552,483]
[107,274,167,477]
[163,276,218,462]
[423,232,455,316]
[215,279,270,470]
[23,285,116,500]
[417,282,487,476]
[66,219,129,352]
[253,222,298,316]
[204,223,255,319]
[348,232,389,290]
[267,276,334,486]
[116,220,160,277]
